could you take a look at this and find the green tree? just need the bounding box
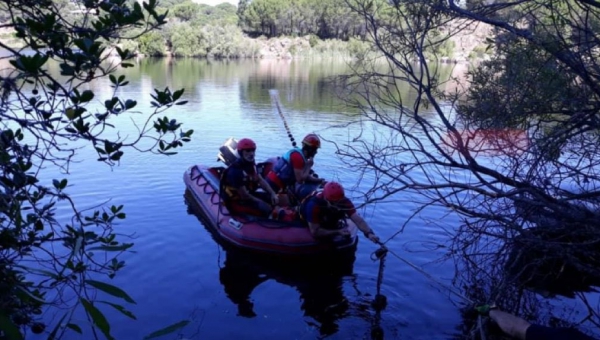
[237,0,250,29]
[171,1,201,21]
[138,30,167,56]
[194,3,238,26]
[244,0,292,36]
[339,0,600,335]
[170,23,204,56]
[0,0,193,338]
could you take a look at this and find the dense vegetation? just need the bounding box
[0,0,193,338]
[237,0,365,39]
[144,0,374,58]
[0,0,463,59]
[337,0,600,337]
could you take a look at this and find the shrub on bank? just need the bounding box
[138,31,167,56]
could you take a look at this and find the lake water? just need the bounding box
[13,57,599,339]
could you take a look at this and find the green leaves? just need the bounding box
[85,280,136,304]
[70,89,95,105]
[98,301,137,320]
[0,0,193,338]
[87,243,134,252]
[9,53,49,75]
[66,323,83,334]
[150,88,188,108]
[95,140,125,162]
[0,313,23,340]
[52,178,68,190]
[109,74,130,87]
[81,299,114,340]
[144,320,190,339]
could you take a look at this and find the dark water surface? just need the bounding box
[16,57,598,339]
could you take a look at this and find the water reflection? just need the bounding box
[219,246,356,336]
[184,190,363,337]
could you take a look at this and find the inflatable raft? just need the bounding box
[183,139,358,255]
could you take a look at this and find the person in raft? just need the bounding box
[298,181,380,244]
[221,138,279,217]
[266,133,326,204]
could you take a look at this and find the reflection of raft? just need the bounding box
[218,240,356,333]
[183,161,358,255]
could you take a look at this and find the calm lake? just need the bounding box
[15,57,600,339]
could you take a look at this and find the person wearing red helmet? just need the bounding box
[298,181,380,244]
[221,138,279,217]
[266,133,325,203]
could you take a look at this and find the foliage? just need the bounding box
[0,0,193,338]
[168,23,256,58]
[172,1,202,22]
[346,37,371,58]
[312,38,351,58]
[337,0,600,337]
[155,0,189,11]
[138,30,166,56]
[238,0,366,40]
[169,1,237,26]
[308,34,319,48]
[169,23,203,57]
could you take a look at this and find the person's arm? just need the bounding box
[290,153,321,184]
[258,176,279,205]
[488,309,530,340]
[237,186,268,206]
[349,212,380,243]
[308,221,348,238]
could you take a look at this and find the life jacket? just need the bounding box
[298,191,346,229]
[270,148,306,188]
[220,159,260,201]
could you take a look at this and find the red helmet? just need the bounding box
[302,133,321,149]
[237,138,256,151]
[323,181,345,202]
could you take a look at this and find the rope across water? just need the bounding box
[269,89,297,148]
[269,88,477,335]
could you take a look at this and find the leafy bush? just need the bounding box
[170,23,204,57]
[0,0,193,338]
[308,34,320,48]
[138,30,167,56]
[347,37,370,59]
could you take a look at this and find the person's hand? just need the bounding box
[306,158,314,168]
[311,174,324,184]
[271,193,279,205]
[338,229,351,237]
[366,231,380,244]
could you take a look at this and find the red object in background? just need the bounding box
[441,129,530,157]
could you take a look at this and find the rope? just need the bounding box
[370,246,388,340]
[269,89,297,148]
[367,243,479,338]
[382,246,474,304]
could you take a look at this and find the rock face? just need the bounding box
[443,19,495,63]
[257,36,311,59]
[253,19,493,63]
